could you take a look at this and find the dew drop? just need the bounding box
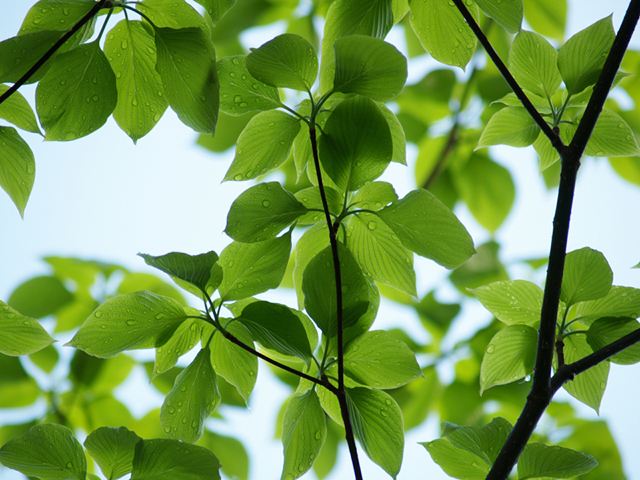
[233,174,243,181]
[155,313,165,320]
[367,222,377,231]
[126,320,136,326]
[486,344,496,353]
[94,312,102,318]
[262,200,271,207]
[315,431,322,440]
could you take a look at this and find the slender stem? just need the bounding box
[0,0,108,107]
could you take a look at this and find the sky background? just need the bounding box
[1,1,640,479]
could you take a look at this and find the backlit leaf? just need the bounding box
[137,0,206,29]
[509,30,561,98]
[518,443,598,479]
[585,109,640,157]
[470,280,543,326]
[0,127,35,217]
[131,439,221,480]
[84,426,141,480]
[575,286,640,325]
[561,247,613,307]
[153,317,202,377]
[587,317,640,365]
[474,0,523,34]
[8,275,73,318]
[0,30,65,84]
[0,301,54,356]
[523,0,566,40]
[0,85,41,134]
[477,107,540,149]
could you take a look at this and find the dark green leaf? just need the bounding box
[131,439,221,480]
[0,127,35,218]
[0,301,54,356]
[137,0,206,29]
[475,0,523,34]
[20,0,95,36]
[518,443,598,479]
[8,275,73,318]
[561,247,613,307]
[587,317,640,365]
[0,30,65,84]
[84,427,141,480]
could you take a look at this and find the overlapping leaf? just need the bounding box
[0,85,41,134]
[0,127,35,217]
[471,280,543,326]
[0,301,54,356]
[518,443,598,479]
[477,107,540,149]
[84,427,141,480]
[475,0,523,34]
[561,247,612,307]
[509,30,561,98]
[130,439,221,480]
[587,317,640,365]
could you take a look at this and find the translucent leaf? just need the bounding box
[224,110,300,181]
[575,286,640,325]
[561,247,613,307]
[136,0,206,29]
[8,275,73,318]
[474,0,523,34]
[480,325,537,394]
[20,0,95,36]
[523,0,566,40]
[534,122,576,171]
[0,127,35,217]
[247,33,318,91]
[332,35,407,101]
[36,41,117,140]
[160,347,220,443]
[470,280,543,326]
[67,291,188,358]
[585,109,640,157]
[377,189,475,269]
[294,224,330,309]
[587,317,640,365]
[281,390,326,480]
[409,0,479,69]
[226,182,308,242]
[518,443,598,479]
[0,424,86,480]
[154,27,218,134]
[194,0,236,24]
[508,30,561,98]
[0,301,55,356]
[319,96,393,192]
[477,107,540,149]
[198,431,248,480]
[0,30,65,84]
[295,186,343,224]
[218,232,291,301]
[153,317,202,377]
[378,103,407,165]
[352,181,398,210]
[558,16,615,95]
[0,85,41,134]
[0,356,39,408]
[104,20,168,143]
[130,439,221,480]
[84,426,141,480]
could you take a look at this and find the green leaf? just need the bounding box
[518,443,598,479]
[295,186,343,224]
[198,431,248,480]
[0,30,65,84]
[379,103,407,165]
[0,301,55,356]
[154,27,218,134]
[104,20,168,143]
[219,232,292,301]
[294,223,330,309]
[575,286,640,325]
[477,107,540,149]
[347,388,404,478]
[84,427,141,480]
[409,0,479,69]
[247,33,318,91]
[0,424,86,480]
[137,0,206,29]
[0,355,39,408]
[131,439,221,480]
[480,325,537,394]
[226,182,308,242]
[30,344,59,373]
[344,330,421,388]
[558,16,615,95]
[20,0,95,35]
[139,251,221,298]
[319,96,393,192]
[302,243,370,337]
[224,110,300,181]
[67,291,188,358]
[560,334,609,413]
[0,85,41,134]
[470,280,543,326]
[238,301,313,365]
[281,390,326,480]
[160,347,220,443]
[534,122,577,171]
[346,213,416,296]
[352,181,398,210]
[523,0,566,40]
[561,247,613,307]
[153,317,202,377]
[587,317,640,365]
[474,0,523,34]
[508,30,561,98]
[377,189,475,269]
[332,35,407,101]
[0,127,35,217]
[8,275,73,318]
[195,0,236,24]
[585,109,640,157]
[217,55,280,116]
[210,322,257,403]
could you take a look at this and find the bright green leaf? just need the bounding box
[198,431,248,480]
[523,0,566,40]
[153,317,202,377]
[534,122,577,171]
[509,30,561,98]
[587,317,640,365]
[20,0,95,36]
[294,224,330,309]
[84,427,141,480]
[0,30,65,84]
[137,0,206,29]
[29,344,59,373]
[0,301,54,356]
[561,247,613,307]
[518,443,598,479]
[352,181,398,210]
[0,127,35,217]
[585,109,640,157]
[470,280,543,326]
[195,0,236,24]
[131,439,221,480]
[379,103,407,165]
[0,85,41,134]
[475,0,523,34]
[295,186,343,224]
[8,275,73,318]
[0,356,39,408]
[477,107,540,149]
[575,286,640,325]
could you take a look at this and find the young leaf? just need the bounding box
[561,247,613,307]
[584,109,640,157]
[210,322,257,403]
[0,301,55,356]
[136,0,206,29]
[160,347,220,443]
[36,41,117,141]
[347,388,404,478]
[518,443,598,480]
[346,213,417,296]
[226,182,308,242]
[223,111,300,181]
[409,0,479,70]
[153,317,202,377]
[67,291,189,358]
[131,439,221,480]
[84,426,141,480]
[154,27,218,134]
[480,325,537,394]
[247,33,318,91]
[477,107,540,149]
[332,35,407,101]
[0,424,87,480]
[294,224,330,309]
[218,232,292,301]
[217,55,280,116]
[508,30,561,98]
[343,330,421,388]
[587,317,640,365]
[0,127,35,218]
[474,0,523,34]
[0,85,41,134]
[238,301,313,365]
[295,186,343,224]
[104,20,168,143]
[302,243,369,337]
[575,286,640,325]
[534,122,577,171]
[377,189,476,269]
[319,96,393,192]
[281,390,326,480]
[351,181,398,210]
[470,280,543,326]
[0,30,65,84]
[558,16,615,95]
